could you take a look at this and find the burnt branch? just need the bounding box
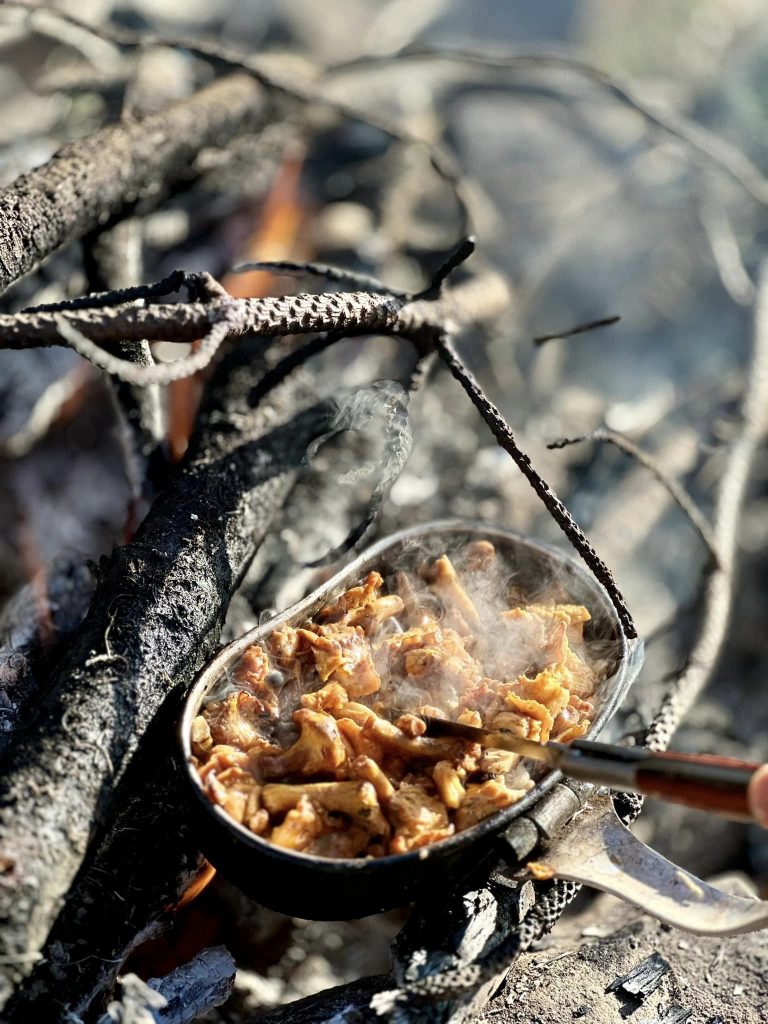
[83,219,165,485]
[55,311,238,386]
[232,259,400,295]
[24,269,203,314]
[0,258,510,385]
[547,428,720,563]
[246,332,351,408]
[370,878,581,1014]
[416,236,477,298]
[0,74,267,295]
[433,333,637,639]
[0,338,339,1009]
[94,947,236,1024]
[6,753,207,1019]
[0,289,403,351]
[533,314,620,346]
[4,1,473,238]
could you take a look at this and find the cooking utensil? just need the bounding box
[179,519,768,933]
[529,789,768,936]
[421,717,760,821]
[180,519,638,918]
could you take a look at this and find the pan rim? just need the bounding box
[179,518,642,871]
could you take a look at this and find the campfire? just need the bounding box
[1,3,767,1023]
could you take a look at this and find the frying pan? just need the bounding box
[179,520,768,934]
[179,520,636,916]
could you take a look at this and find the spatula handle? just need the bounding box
[633,750,758,820]
[564,741,761,821]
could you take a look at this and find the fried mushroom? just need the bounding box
[298,624,382,697]
[387,778,454,853]
[261,708,348,778]
[205,692,271,751]
[432,762,466,810]
[455,777,531,831]
[262,780,388,836]
[423,554,482,633]
[196,548,603,861]
[315,571,405,634]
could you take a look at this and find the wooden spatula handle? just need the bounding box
[633,751,759,821]
[565,741,762,821]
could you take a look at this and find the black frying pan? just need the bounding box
[178,519,642,919]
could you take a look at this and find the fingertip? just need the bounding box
[748,764,768,826]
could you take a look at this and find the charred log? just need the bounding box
[0,558,94,758]
[0,338,332,1009]
[94,946,236,1024]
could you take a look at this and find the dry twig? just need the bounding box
[643,260,768,749]
[329,46,768,205]
[533,315,620,346]
[547,428,720,563]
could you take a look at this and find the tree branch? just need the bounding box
[83,219,165,463]
[432,333,637,638]
[0,73,266,295]
[642,259,768,750]
[547,427,720,563]
[94,947,236,1024]
[0,290,402,350]
[2,1,474,239]
[329,46,768,205]
[533,314,620,346]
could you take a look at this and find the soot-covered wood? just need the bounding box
[0,558,94,759]
[0,339,334,1010]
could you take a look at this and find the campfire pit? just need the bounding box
[1,3,768,1022]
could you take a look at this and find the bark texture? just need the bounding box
[0,291,402,349]
[0,72,265,295]
[0,558,94,759]
[0,339,328,1010]
[7,757,204,1020]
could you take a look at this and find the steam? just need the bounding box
[297,380,413,567]
[205,532,613,779]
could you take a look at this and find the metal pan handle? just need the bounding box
[525,791,768,936]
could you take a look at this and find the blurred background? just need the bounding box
[1,0,767,1017]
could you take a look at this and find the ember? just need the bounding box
[192,544,604,858]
